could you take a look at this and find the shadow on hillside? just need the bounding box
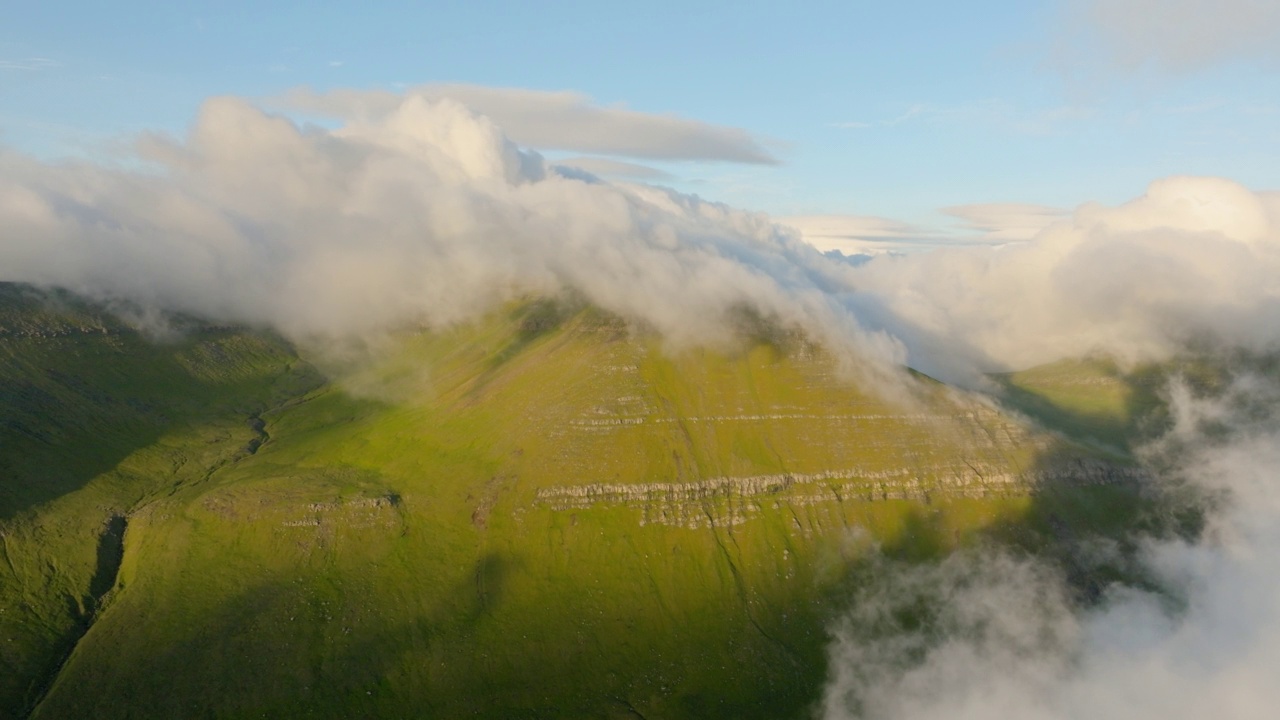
[28,523,826,720]
[0,320,335,716]
[488,298,578,371]
[992,361,1169,455]
[14,515,130,717]
[0,326,322,521]
[27,550,526,719]
[455,297,584,402]
[981,444,1197,602]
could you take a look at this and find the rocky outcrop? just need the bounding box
[533,460,1147,529]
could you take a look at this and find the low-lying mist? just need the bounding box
[823,368,1280,720]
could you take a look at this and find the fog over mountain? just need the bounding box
[3,93,1278,383]
[843,177,1280,384]
[823,372,1280,720]
[2,92,1279,718]
[0,95,902,375]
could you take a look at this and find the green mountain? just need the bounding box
[0,284,1152,719]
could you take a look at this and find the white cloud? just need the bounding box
[780,215,918,242]
[844,176,1280,383]
[3,88,1279,391]
[783,202,1075,257]
[782,206,1064,256]
[880,100,1094,135]
[0,57,58,71]
[1063,0,1280,73]
[778,214,951,255]
[278,84,780,164]
[941,202,1068,242]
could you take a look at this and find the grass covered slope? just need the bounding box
[1,289,1150,718]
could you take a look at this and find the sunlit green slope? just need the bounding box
[1,287,1148,719]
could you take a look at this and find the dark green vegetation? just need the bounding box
[996,356,1167,454]
[1,284,1163,719]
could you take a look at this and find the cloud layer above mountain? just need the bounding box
[0,94,893,369]
[843,176,1280,382]
[1,89,1279,387]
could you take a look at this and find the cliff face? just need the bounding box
[535,459,1146,530]
[0,286,1146,719]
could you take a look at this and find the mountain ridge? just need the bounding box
[0,282,1154,718]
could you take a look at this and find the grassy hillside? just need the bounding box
[0,287,1156,719]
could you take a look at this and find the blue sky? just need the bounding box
[3,0,1278,239]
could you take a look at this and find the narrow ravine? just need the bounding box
[23,516,127,719]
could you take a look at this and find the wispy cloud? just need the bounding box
[778,214,960,256]
[278,84,781,164]
[1157,99,1227,115]
[880,99,1094,135]
[941,202,1068,242]
[552,156,674,181]
[1058,0,1280,74]
[886,103,929,126]
[782,203,1068,256]
[0,57,59,71]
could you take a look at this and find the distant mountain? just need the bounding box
[0,283,1153,719]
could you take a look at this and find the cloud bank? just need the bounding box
[2,90,1279,390]
[843,175,1280,383]
[0,93,895,370]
